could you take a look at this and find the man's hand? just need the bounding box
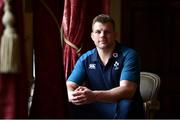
[71,86,96,105]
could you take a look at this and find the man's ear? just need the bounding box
[91,32,94,41]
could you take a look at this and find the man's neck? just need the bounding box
[97,46,115,66]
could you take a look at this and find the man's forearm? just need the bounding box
[66,81,79,102]
[93,85,136,103]
[93,89,120,103]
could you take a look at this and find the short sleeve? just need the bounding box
[67,58,86,85]
[120,49,140,83]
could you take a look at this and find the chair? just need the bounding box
[140,72,161,119]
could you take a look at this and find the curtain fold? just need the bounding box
[0,75,16,118]
[62,0,87,79]
[29,0,68,118]
[62,0,110,80]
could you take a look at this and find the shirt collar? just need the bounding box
[91,48,99,62]
[91,42,121,62]
[112,42,121,59]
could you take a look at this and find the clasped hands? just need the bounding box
[68,86,96,105]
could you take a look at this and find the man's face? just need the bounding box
[91,22,117,50]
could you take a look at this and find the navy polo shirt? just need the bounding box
[68,43,141,118]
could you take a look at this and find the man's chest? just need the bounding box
[84,58,123,90]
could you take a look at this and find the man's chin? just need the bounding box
[98,46,109,50]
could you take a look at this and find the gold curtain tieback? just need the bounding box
[64,37,82,57]
[40,0,82,57]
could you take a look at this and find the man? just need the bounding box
[66,14,144,119]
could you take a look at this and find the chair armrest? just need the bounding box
[144,100,160,118]
[145,100,160,110]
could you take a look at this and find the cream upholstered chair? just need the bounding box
[140,72,160,119]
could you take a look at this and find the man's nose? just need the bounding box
[100,31,105,37]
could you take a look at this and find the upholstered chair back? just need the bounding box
[140,72,161,118]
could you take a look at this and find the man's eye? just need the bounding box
[94,30,113,35]
[95,30,101,34]
[104,30,113,34]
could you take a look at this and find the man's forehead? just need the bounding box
[93,22,113,30]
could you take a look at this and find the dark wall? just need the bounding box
[121,0,180,118]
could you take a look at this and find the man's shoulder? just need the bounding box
[118,43,138,56]
[79,48,96,61]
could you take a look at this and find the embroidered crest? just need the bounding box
[114,61,119,70]
[89,64,96,69]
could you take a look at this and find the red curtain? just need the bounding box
[62,0,110,80]
[62,0,87,79]
[0,0,28,118]
[29,0,68,118]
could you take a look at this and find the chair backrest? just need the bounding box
[140,72,160,102]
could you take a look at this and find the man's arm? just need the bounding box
[93,80,137,102]
[66,81,79,102]
[69,80,137,105]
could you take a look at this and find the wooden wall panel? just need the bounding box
[121,0,180,118]
[171,12,180,72]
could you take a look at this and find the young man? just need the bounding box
[66,14,144,119]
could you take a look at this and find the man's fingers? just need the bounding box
[75,86,85,91]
